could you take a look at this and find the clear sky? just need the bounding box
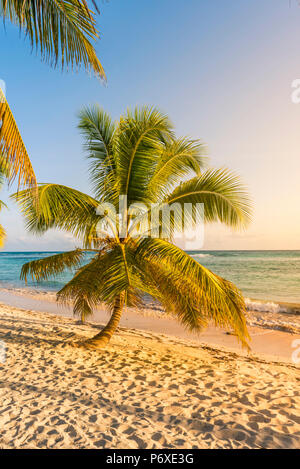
[1,0,300,251]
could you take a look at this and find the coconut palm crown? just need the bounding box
[13,105,252,349]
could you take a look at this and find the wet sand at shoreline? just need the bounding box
[0,289,299,363]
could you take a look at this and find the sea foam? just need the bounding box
[245,298,284,313]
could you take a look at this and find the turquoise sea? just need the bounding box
[0,251,299,310]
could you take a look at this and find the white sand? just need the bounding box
[0,304,299,449]
[0,288,299,362]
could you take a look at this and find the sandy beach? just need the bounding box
[0,303,299,449]
[2,0,300,453]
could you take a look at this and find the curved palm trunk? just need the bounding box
[83,295,124,349]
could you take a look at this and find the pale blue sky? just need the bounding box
[1,0,300,250]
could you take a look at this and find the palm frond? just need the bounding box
[0,88,36,188]
[135,237,250,348]
[78,105,118,202]
[148,137,207,201]
[73,295,93,322]
[20,249,85,282]
[115,106,173,205]
[12,183,100,246]
[0,156,9,248]
[0,223,6,247]
[0,0,105,79]
[0,199,7,211]
[164,168,252,229]
[57,244,143,314]
[0,153,11,181]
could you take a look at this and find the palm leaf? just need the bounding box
[73,295,93,321]
[78,105,118,202]
[20,249,85,282]
[135,237,250,348]
[115,106,173,205]
[164,168,252,229]
[148,137,207,201]
[0,223,6,247]
[0,88,36,188]
[0,0,105,79]
[0,154,9,247]
[12,183,100,245]
[57,244,143,314]
[15,104,252,348]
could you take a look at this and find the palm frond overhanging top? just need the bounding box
[0,87,36,188]
[13,105,252,350]
[0,0,105,79]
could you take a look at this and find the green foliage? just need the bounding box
[0,1,107,242]
[20,249,85,282]
[0,88,36,189]
[11,184,100,247]
[165,168,252,229]
[13,105,252,346]
[135,238,249,347]
[0,0,105,78]
[115,106,173,205]
[148,137,207,201]
[78,106,117,202]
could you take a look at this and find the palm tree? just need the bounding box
[13,105,252,349]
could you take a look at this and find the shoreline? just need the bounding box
[0,284,300,334]
[1,283,300,311]
[0,288,299,363]
[0,304,299,449]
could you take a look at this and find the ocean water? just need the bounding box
[188,250,300,309]
[0,251,299,311]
